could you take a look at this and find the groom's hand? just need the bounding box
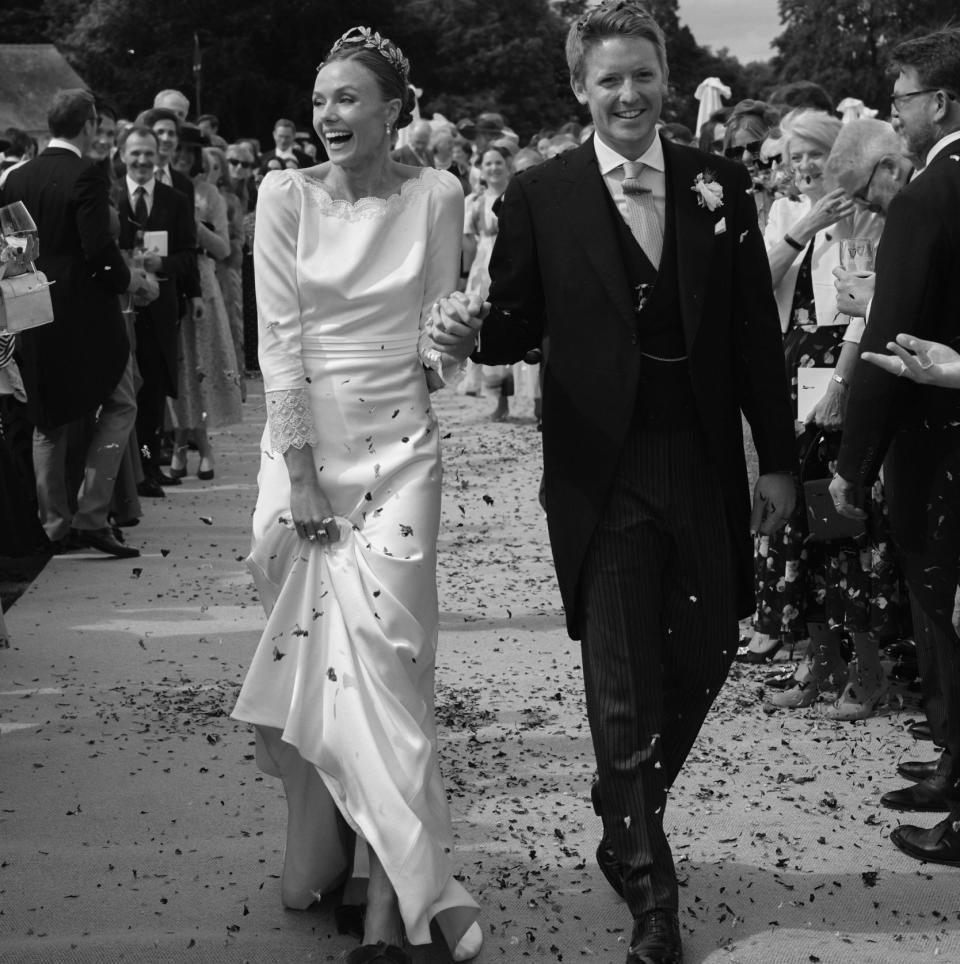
[430,292,488,360]
[750,472,796,535]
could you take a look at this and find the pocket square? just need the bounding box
[714,217,727,236]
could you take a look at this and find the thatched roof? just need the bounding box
[0,44,88,138]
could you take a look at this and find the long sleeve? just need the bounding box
[473,176,545,364]
[728,164,797,476]
[253,171,317,453]
[75,161,131,295]
[419,171,464,328]
[838,183,951,484]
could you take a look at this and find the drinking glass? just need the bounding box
[838,237,876,273]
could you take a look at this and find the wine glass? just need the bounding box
[838,237,876,273]
[0,201,39,266]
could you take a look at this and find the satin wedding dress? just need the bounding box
[232,166,478,948]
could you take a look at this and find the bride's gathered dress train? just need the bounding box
[232,166,479,954]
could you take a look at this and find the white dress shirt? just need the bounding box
[593,132,666,236]
[46,138,82,157]
[126,174,157,219]
[154,164,174,186]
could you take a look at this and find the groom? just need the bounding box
[433,4,795,962]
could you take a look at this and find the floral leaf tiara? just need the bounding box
[326,26,411,85]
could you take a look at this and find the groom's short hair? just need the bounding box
[566,0,668,84]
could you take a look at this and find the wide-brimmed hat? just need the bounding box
[455,118,477,140]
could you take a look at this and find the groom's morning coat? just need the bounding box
[475,135,796,637]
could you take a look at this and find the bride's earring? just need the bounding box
[385,121,391,136]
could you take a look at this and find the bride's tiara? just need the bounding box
[325,26,410,85]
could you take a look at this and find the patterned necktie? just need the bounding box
[621,160,663,270]
[133,185,148,227]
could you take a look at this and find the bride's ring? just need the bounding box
[898,359,907,376]
[321,517,335,526]
[306,533,317,541]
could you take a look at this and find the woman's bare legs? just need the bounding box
[362,846,404,946]
[255,726,351,909]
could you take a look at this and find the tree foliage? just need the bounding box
[773,0,959,111]
[18,0,955,146]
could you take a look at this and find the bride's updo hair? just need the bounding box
[321,27,416,129]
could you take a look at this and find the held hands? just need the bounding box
[828,473,867,520]
[862,334,960,390]
[427,291,488,363]
[832,267,874,318]
[750,472,797,536]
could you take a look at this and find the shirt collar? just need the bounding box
[126,173,156,196]
[275,146,295,159]
[926,130,960,167]
[593,131,665,176]
[47,138,82,158]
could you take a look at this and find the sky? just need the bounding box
[677,0,782,63]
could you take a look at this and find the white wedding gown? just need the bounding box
[232,166,478,945]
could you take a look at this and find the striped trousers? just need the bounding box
[578,419,738,917]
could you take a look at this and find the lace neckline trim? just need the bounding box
[294,167,433,220]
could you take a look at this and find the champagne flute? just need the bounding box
[838,237,876,273]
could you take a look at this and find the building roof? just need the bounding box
[0,44,88,137]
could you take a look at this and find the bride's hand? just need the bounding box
[283,447,341,544]
[289,477,340,544]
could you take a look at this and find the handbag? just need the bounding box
[800,429,866,542]
[0,262,54,333]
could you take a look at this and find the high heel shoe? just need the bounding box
[821,665,889,721]
[197,455,215,481]
[764,656,846,709]
[168,445,188,479]
[451,921,483,961]
[735,632,783,664]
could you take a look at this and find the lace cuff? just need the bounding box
[265,389,319,454]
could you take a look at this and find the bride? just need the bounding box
[231,26,481,964]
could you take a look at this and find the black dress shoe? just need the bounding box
[881,777,960,813]
[154,470,181,486]
[137,477,165,498]
[345,942,410,964]
[909,720,934,742]
[627,909,683,964]
[897,759,942,783]
[890,811,960,867]
[49,531,82,554]
[74,527,141,559]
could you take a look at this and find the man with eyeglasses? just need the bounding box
[830,27,960,868]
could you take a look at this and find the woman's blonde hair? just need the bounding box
[781,109,843,154]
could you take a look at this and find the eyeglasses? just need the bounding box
[723,140,763,161]
[227,158,253,169]
[850,159,884,214]
[756,153,781,171]
[890,87,955,112]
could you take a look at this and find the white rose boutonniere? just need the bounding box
[692,171,724,212]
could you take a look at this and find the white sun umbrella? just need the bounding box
[694,77,732,138]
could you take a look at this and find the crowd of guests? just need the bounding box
[1,28,959,873]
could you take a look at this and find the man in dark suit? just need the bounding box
[115,123,197,489]
[831,26,960,867]
[259,117,311,172]
[431,5,795,961]
[3,88,141,558]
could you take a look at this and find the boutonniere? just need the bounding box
[691,171,724,212]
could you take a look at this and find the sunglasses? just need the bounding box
[723,140,763,161]
[850,159,883,214]
[228,158,253,169]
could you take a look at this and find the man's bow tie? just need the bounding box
[621,160,650,196]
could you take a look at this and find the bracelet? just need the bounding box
[783,233,805,251]
[832,373,848,387]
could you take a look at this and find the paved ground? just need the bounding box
[1,381,958,964]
